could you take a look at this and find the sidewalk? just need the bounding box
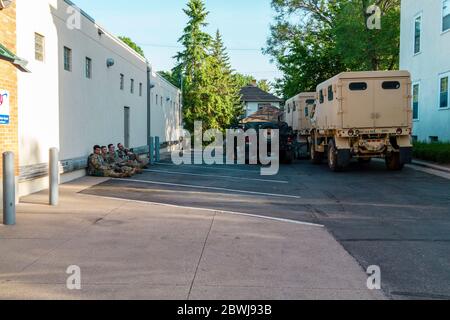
[0,177,384,300]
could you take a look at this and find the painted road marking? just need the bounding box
[113,178,301,199]
[82,194,322,227]
[154,162,263,173]
[143,169,289,184]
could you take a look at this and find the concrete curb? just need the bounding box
[411,160,450,174]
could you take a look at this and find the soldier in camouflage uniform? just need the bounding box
[116,143,146,173]
[106,144,137,176]
[88,145,131,178]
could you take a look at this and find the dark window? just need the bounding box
[440,76,449,109]
[443,0,450,32]
[429,136,439,143]
[85,57,92,79]
[412,83,419,120]
[131,79,134,94]
[319,90,324,103]
[156,94,158,105]
[63,46,72,71]
[306,99,315,105]
[139,83,143,96]
[349,82,367,91]
[328,85,334,101]
[293,101,297,112]
[414,15,422,54]
[120,74,124,90]
[305,106,309,117]
[382,81,401,90]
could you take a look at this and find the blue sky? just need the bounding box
[73,0,282,82]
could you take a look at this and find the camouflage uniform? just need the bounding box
[88,153,128,178]
[106,152,135,176]
[116,149,145,172]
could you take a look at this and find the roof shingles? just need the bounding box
[240,85,283,103]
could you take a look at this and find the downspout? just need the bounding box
[146,62,152,147]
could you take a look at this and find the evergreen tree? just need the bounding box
[173,0,212,131]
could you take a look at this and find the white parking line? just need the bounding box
[143,169,289,184]
[113,178,301,199]
[81,194,323,228]
[155,162,262,173]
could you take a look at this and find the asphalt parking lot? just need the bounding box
[81,157,450,300]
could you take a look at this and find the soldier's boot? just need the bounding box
[104,170,124,178]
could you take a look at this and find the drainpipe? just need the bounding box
[146,62,152,147]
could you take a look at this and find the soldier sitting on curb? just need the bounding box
[117,143,149,171]
[106,144,139,175]
[87,145,132,178]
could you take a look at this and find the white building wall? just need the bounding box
[400,0,450,142]
[14,0,182,197]
[150,72,182,144]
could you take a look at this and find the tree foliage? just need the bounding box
[173,0,244,131]
[119,36,146,58]
[265,0,400,99]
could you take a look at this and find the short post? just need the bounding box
[149,137,155,165]
[2,152,16,226]
[49,148,59,206]
[155,136,161,163]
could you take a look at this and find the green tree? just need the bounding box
[232,73,255,88]
[265,0,400,99]
[257,80,272,93]
[207,30,244,128]
[157,70,181,88]
[119,36,145,58]
[173,0,212,131]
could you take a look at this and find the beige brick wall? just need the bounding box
[0,2,19,177]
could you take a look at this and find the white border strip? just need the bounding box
[143,169,289,184]
[81,194,323,228]
[113,178,301,199]
[155,162,262,173]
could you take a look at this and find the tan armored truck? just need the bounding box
[309,71,413,171]
[285,92,316,139]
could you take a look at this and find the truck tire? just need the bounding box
[386,152,404,171]
[328,140,344,172]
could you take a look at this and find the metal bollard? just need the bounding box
[49,148,59,206]
[149,137,155,165]
[2,152,16,225]
[155,136,161,163]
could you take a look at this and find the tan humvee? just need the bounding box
[285,92,316,138]
[309,71,413,171]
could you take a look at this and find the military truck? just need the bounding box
[285,92,316,158]
[309,71,413,171]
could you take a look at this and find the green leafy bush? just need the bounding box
[413,142,450,164]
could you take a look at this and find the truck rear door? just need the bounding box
[342,80,375,129]
[372,78,409,128]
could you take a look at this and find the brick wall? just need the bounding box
[0,2,19,177]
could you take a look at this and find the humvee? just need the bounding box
[285,92,316,140]
[285,92,316,158]
[309,71,413,171]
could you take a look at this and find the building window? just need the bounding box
[161,96,163,106]
[328,85,334,101]
[414,14,422,54]
[412,83,419,120]
[156,94,158,105]
[131,79,134,94]
[120,74,124,90]
[443,0,450,32]
[63,46,72,71]
[430,136,439,143]
[439,74,449,109]
[35,33,45,62]
[139,83,143,97]
[85,57,92,79]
